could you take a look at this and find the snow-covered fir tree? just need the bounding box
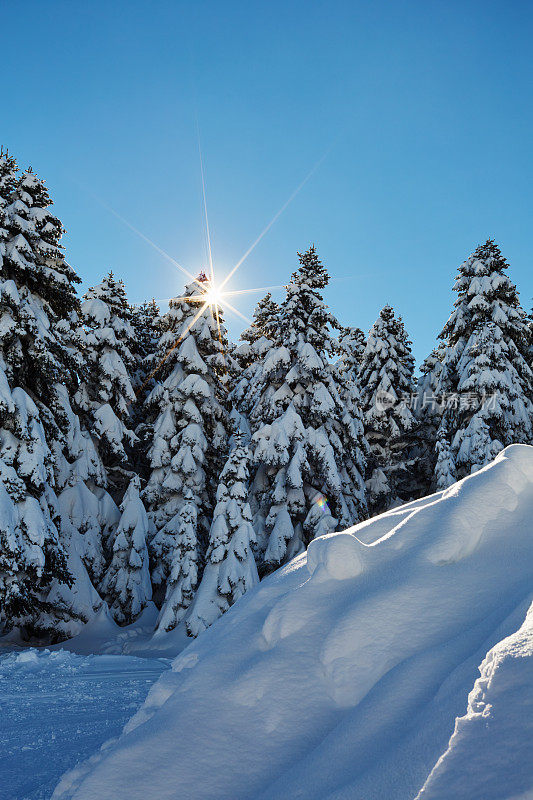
[186,430,258,637]
[234,292,279,371]
[101,474,151,624]
[75,272,137,499]
[0,153,105,639]
[336,326,366,375]
[359,305,417,514]
[17,173,116,602]
[130,298,161,392]
[526,305,533,373]
[144,276,229,632]
[434,240,533,485]
[334,324,370,522]
[412,343,447,496]
[232,292,280,416]
[249,246,367,573]
[433,419,457,489]
[129,298,162,485]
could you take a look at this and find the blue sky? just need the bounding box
[2,0,532,363]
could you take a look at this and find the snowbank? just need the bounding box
[48,602,161,656]
[53,445,533,800]
[416,600,533,800]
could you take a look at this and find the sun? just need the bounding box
[203,283,224,308]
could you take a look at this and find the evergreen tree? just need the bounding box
[0,154,102,638]
[359,305,417,513]
[232,292,280,416]
[525,303,533,385]
[75,272,137,498]
[413,343,447,496]
[334,325,370,524]
[186,431,258,637]
[234,292,279,370]
[434,420,457,489]
[130,298,162,485]
[101,475,151,624]
[435,240,533,484]
[249,246,367,573]
[130,298,161,391]
[144,276,229,632]
[336,326,366,375]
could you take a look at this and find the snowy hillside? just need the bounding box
[54,444,533,800]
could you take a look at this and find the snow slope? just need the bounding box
[416,600,533,800]
[53,444,533,800]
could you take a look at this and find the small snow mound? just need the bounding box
[307,530,366,580]
[261,592,317,648]
[172,651,199,673]
[14,649,40,665]
[498,442,533,476]
[0,648,84,675]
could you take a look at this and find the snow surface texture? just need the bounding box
[54,445,533,800]
[0,645,167,800]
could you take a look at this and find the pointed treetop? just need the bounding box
[292,244,330,289]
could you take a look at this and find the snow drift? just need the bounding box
[54,444,533,800]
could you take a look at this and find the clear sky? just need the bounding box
[2,0,532,364]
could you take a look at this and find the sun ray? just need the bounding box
[222,298,252,326]
[81,134,341,374]
[219,284,284,297]
[197,121,214,284]
[85,190,200,286]
[219,147,332,292]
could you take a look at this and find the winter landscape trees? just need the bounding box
[0,149,532,644]
[431,240,533,485]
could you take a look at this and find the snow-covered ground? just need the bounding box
[51,444,533,800]
[0,646,168,800]
[2,444,532,800]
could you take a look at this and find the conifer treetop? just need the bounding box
[240,292,279,347]
[5,167,80,320]
[440,238,525,348]
[359,304,416,431]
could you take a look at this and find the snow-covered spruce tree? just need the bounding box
[334,324,370,522]
[359,305,417,514]
[249,246,367,573]
[144,277,230,632]
[413,343,447,495]
[130,298,162,485]
[100,475,151,624]
[231,292,280,417]
[234,292,279,371]
[336,326,366,376]
[16,170,117,601]
[524,304,533,396]
[434,240,533,485]
[0,156,104,639]
[130,298,161,392]
[75,272,137,499]
[434,421,457,489]
[186,430,258,636]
